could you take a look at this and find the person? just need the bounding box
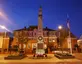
[32,48,36,54]
[32,48,36,57]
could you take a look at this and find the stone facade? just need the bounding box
[12,26,57,54]
[12,26,77,54]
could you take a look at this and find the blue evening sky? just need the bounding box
[0,0,82,38]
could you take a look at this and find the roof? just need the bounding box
[14,26,56,31]
[69,32,77,38]
[27,26,37,30]
[43,27,56,31]
[14,26,27,31]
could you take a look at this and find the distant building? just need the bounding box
[0,32,13,53]
[77,35,82,49]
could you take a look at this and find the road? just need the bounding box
[0,54,82,64]
[0,62,82,64]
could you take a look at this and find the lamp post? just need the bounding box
[58,25,62,48]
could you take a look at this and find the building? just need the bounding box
[77,35,82,45]
[12,6,57,54]
[13,26,58,53]
[12,7,77,54]
[0,32,13,53]
[77,35,82,52]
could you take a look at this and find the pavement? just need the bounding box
[0,53,82,64]
[73,53,82,60]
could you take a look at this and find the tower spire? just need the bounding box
[38,6,43,37]
[40,5,42,8]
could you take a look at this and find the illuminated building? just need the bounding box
[12,7,77,54]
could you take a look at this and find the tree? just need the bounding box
[58,28,68,47]
[18,31,28,53]
[13,45,19,55]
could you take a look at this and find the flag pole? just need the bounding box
[69,29,72,54]
[67,17,72,54]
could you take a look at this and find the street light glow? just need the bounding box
[0,25,10,32]
[0,12,2,16]
[58,25,62,30]
[0,25,6,29]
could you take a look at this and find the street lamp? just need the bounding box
[0,25,10,38]
[58,25,62,48]
[58,25,62,30]
[0,25,10,32]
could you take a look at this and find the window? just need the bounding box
[35,33,36,36]
[15,32,18,37]
[49,39,52,42]
[28,31,32,37]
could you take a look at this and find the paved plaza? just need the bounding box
[0,54,82,64]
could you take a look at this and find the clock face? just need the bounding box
[38,36,43,40]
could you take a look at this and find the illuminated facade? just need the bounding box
[0,32,12,53]
[77,35,82,50]
[12,7,77,54]
[13,26,57,53]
